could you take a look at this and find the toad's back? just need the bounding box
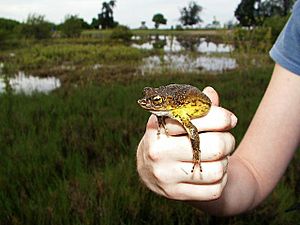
[158,84,211,119]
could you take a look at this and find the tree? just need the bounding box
[110,25,133,42]
[0,18,20,31]
[234,0,259,27]
[152,13,167,29]
[78,18,91,29]
[20,14,53,39]
[179,1,203,27]
[0,18,21,44]
[60,15,83,38]
[235,0,295,27]
[263,15,289,43]
[282,0,295,15]
[91,18,101,29]
[98,0,118,29]
[258,0,295,17]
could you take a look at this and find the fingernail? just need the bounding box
[231,114,238,127]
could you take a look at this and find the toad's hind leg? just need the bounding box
[181,119,202,173]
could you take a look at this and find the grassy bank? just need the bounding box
[0,66,299,225]
[82,28,230,38]
[0,43,149,79]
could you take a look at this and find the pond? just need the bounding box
[139,55,237,75]
[132,35,237,74]
[132,35,234,53]
[0,71,61,95]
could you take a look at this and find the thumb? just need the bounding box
[203,86,219,106]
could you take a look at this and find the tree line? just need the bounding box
[0,0,296,42]
[0,0,205,43]
[93,0,295,29]
[91,0,203,29]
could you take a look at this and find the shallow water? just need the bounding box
[132,35,234,53]
[132,35,237,74]
[0,71,61,94]
[139,54,237,74]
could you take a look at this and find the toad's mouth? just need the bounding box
[137,99,165,110]
[137,99,171,116]
[150,110,170,116]
[137,99,151,109]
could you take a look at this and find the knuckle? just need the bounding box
[219,110,232,129]
[147,142,161,161]
[216,135,226,154]
[221,132,235,156]
[208,134,226,159]
[214,165,225,182]
[152,167,164,184]
[210,183,223,200]
[208,161,224,183]
[227,133,236,153]
[163,186,177,199]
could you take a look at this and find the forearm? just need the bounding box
[235,64,300,204]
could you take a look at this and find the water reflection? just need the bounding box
[175,36,202,52]
[139,55,237,75]
[132,35,234,53]
[0,71,61,94]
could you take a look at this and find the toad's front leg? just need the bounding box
[156,116,169,136]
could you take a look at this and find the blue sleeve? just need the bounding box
[269,0,300,76]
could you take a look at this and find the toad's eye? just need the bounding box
[152,95,162,104]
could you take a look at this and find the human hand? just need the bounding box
[136,87,237,201]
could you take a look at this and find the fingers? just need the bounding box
[146,131,235,162]
[166,107,237,135]
[150,160,228,201]
[138,133,229,201]
[170,173,228,201]
[138,126,234,201]
[146,106,237,136]
[152,158,228,185]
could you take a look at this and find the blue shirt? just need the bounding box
[269,0,300,76]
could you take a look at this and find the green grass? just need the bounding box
[0,66,299,225]
[1,43,148,75]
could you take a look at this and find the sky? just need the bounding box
[0,0,241,28]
